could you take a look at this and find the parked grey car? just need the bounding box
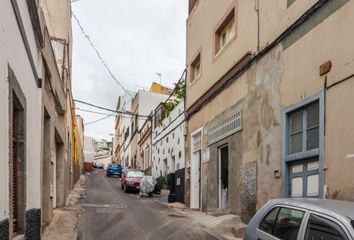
[244,198,354,240]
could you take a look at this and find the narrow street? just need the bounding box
[80,169,220,240]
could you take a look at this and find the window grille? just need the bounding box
[208,111,242,145]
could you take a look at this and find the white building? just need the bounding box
[130,89,170,169]
[152,101,185,178]
[84,136,95,164]
[0,0,43,238]
[118,91,134,169]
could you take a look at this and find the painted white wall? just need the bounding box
[119,92,134,169]
[0,0,42,219]
[94,155,112,169]
[152,101,185,178]
[137,90,169,131]
[84,136,94,163]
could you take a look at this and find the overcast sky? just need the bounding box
[71,0,188,140]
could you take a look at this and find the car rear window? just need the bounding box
[127,171,144,178]
[259,207,304,240]
[304,214,348,240]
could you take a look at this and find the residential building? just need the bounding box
[84,136,95,172]
[150,82,173,95]
[185,0,354,222]
[77,116,85,173]
[113,96,124,164]
[152,100,186,203]
[152,100,185,178]
[94,139,112,157]
[138,117,152,174]
[117,91,134,169]
[40,0,74,205]
[71,100,82,188]
[40,6,69,229]
[0,0,43,237]
[128,86,170,169]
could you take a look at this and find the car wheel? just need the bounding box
[124,185,128,193]
[121,183,123,189]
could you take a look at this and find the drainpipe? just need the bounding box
[255,0,260,51]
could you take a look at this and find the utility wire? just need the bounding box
[85,114,115,126]
[72,12,134,98]
[74,99,150,118]
[76,107,115,116]
[76,107,147,120]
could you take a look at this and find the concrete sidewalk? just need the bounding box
[163,202,246,240]
[42,174,87,240]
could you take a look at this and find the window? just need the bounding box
[285,98,322,198]
[259,207,305,240]
[127,171,144,178]
[259,207,280,235]
[215,9,235,54]
[190,53,201,82]
[305,214,348,240]
[288,102,319,154]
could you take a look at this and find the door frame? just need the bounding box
[218,144,229,209]
[190,127,203,210]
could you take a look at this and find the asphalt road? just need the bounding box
[79,169,221,240]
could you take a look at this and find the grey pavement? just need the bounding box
[79,169,222,240]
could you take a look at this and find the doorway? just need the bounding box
[42,110,53,226]
[190,129,202,209]
[10,94,26,236]
[190,150,201,209]
[218,145,229,209]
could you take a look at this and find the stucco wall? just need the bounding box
[185,0,354,214]
[84,136,94,163]
[152,101,185,178]
[0,0,42,223]
[325,77,354,200]
[186,0,258,109]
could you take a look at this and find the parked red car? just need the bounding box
[121,170,145,193]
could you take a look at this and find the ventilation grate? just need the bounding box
[208,111,242,145]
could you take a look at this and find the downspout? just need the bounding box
[255,0,260,52]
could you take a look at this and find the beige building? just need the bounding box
[185,0,354,222]
[40,0,73,230]
[138,119,152,174]
[41,0,73,199]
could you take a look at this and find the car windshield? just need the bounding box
[110,165,120,168]
[127,171,144,178]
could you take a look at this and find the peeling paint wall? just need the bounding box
[185,0,354,221]
[245,46,284,209]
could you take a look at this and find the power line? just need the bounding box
[71,12,134,98]
[85,114,115,126]
[74,99,150,118]
[76,107,115,116]
[76,107,147,120]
